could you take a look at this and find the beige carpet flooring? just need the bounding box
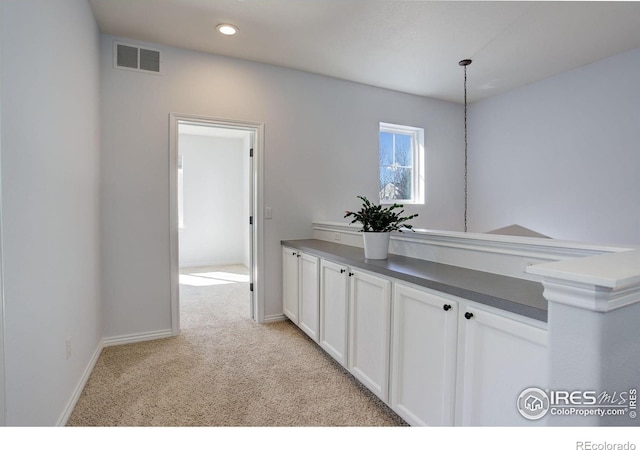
[66,265,407,427]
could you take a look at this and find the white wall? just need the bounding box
[0,0,101,425]
[178,134,247,268]
[468,48,640,246]
[100,34,463,333]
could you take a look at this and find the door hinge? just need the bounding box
[249,148,253,157]
[249,216,253,225]
[250,283,254,292]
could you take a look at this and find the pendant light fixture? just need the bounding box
[459,59,472,232]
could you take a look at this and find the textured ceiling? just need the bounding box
[89,0,640,103]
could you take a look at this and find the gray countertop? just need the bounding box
[282,239,548,322]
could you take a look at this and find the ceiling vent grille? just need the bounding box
[114,41,161,74]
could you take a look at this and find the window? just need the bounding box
[379,122,424,204]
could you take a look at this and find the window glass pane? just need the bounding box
[379,132,393,166]
[379,165,394,200]
[394,167,412,200]
[379,166,412,201]
[394,134,412,167]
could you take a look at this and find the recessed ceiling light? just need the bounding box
[216,23,238,36]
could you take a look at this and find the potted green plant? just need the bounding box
[344,195,418,259]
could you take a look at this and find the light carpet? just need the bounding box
[66,265,407,427]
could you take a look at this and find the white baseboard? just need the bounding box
[102,329,174,347]
[263,313,287,323]
[58,320,277,425]
[57,328,174,425]
[56,342,103,426]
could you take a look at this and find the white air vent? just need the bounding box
[114,41,161,74]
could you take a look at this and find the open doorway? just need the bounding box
[169,114,264,334]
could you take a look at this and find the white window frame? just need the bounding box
[379,122,425,205]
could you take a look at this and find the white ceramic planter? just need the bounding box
[362,232,391,259]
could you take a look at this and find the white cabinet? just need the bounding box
[282,244,549,426]
[348,269,392,403]
[288,252,392,401]
[299,252,320,342]
[455,304,548,426]
[390,282,459,426]
[281,247,320,342]
[319,260,392,399]
[389,283,547,427]
[282,247,299,323]
[319,259,349,367]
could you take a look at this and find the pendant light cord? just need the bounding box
[459,59,472,233]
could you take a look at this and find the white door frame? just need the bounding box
[168,113,265,334]
[0,174,5,427]
[0,221,5,428]
[0,9,7,422]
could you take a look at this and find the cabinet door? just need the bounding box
[298,253,320,342]
[390,283,458,426]
[282,247,299,323]
[348,269,392,402]
[319,259,349,367]
[456,305,548,426]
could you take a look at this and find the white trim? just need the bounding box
[57,342,103,426]
[169,116,180,334]
[0,3,6,422]
[263,313,287,323]
[169,114,265,328]
[313,221,635,282]
[391,231,628,261]
[58,329,180,425]
[57,326,184,426]
[529,249,640,312]
[102,329,174,347]
[527,248,640,289]
[313,221,633,260]
[539,278,640,313]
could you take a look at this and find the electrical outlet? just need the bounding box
[66,337,72,360]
